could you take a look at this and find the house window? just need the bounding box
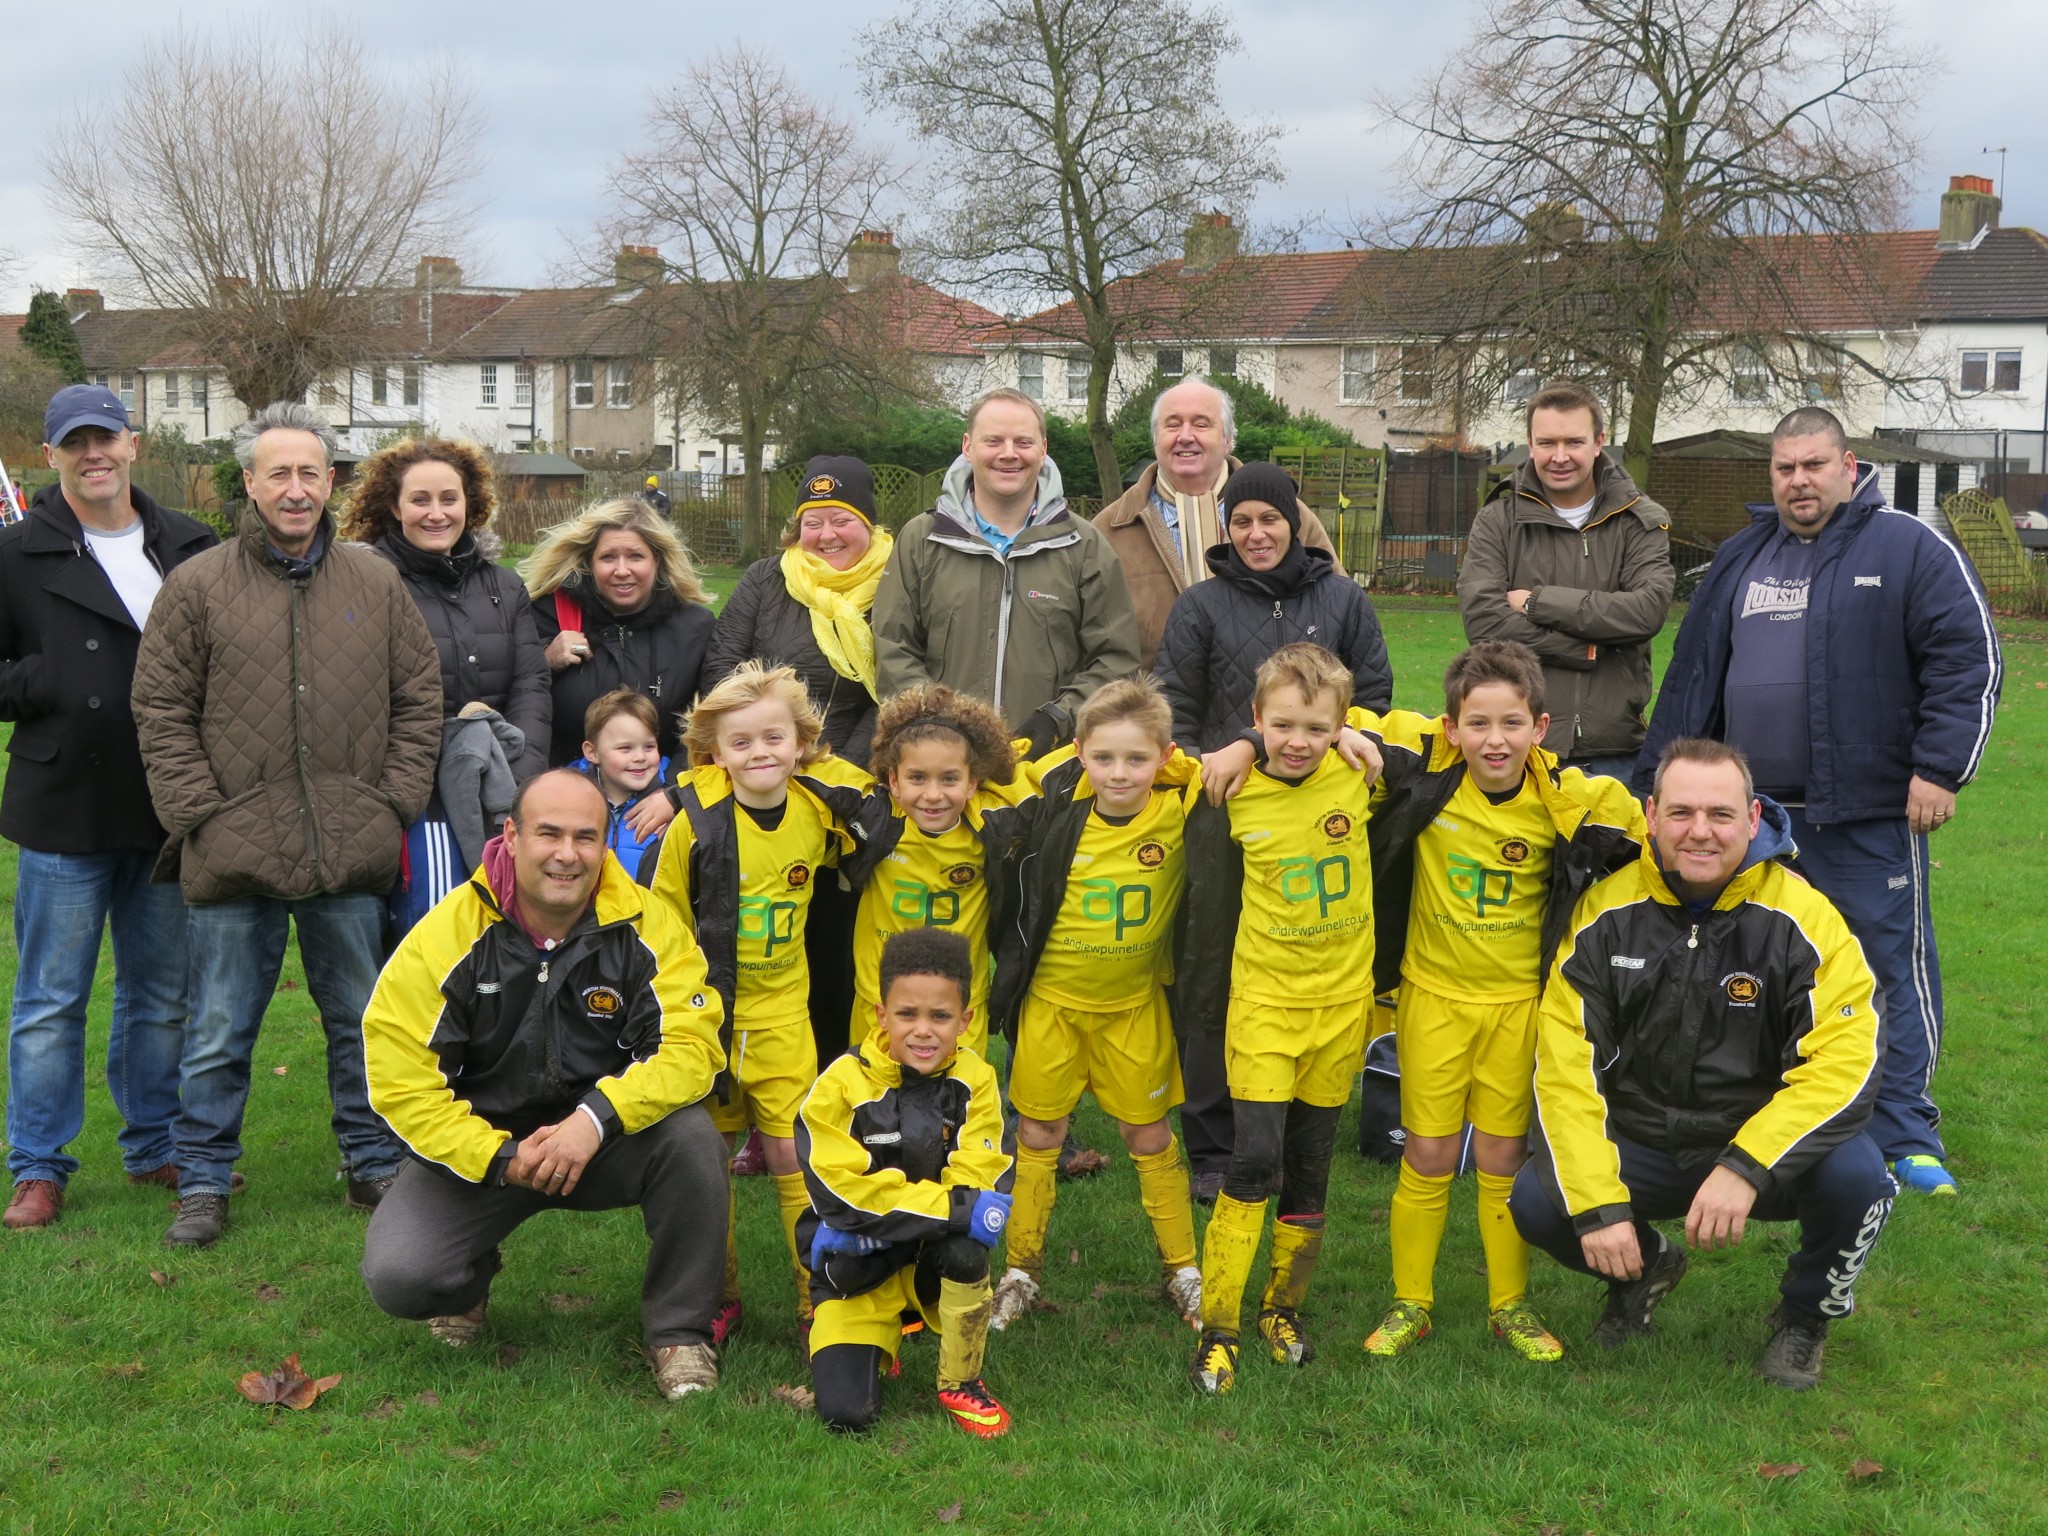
[1064,355,1089,404]
[607,362,632,408]
[190,374,206,409]
[1503,365,1541,405]
[371,367,390,406]
[118,374,137,413]
[513,362,534,408]
[1731,345,1769,402]
[1995,350,2023,392]
[479,363,498,406]
[164,373,180,410]
[1339,345,1373,404]
[1802,345,1843,402]
[1155,347,1184,378]
[1399,345,1433,403]
[1016,353,1044,401]
[572,360,595,408]
[318,375,345,407]
[1210,347,1237,378]
[403,365,421,408]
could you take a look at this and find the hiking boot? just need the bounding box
[1362,1301,1432,1358]
[4,1179,63,1230]
[1165,1265,1203,1331]
[1257,1306,1314,1367]
[1591,1235,1689,1350]
[1756,1308,1829,1390]
[164,1192,230,1247]
[345,1174,398,1212]
[1490,1301,1566,1363]
[649,1342,720,1399]
[988,1266,1043,1332]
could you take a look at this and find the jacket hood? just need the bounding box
[569,570,682,627]
[1500,451,1644,523]
[935,453,1067,530]
[377,527,483,586]
[1741,461,1886,533]
[1203,536,1330,597]
[1650,793,1796,909]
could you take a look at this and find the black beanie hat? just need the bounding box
[1219,462,1304,535]
[795,455,878,525]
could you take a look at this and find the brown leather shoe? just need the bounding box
[130,1165,247,1194]
[4,1179,64,1229]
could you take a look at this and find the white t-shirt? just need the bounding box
[82,520,164,629]
[1553,498,1596,530]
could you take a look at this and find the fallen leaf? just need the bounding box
[446,1442,494,1460]
[771,1382,817,1411]
[1066,1248,1081,1266]
[237,1353,341,1410]
[255,1283,283,1302]
[279,979,299,990]
[412,1390,441,1408]
[656,1491,687,1512]
[272,1065,289,1076]
[560,1265,590,1276]
[362,1397,400,1420]
[494,1344,525,1369]
[1091,1282,1110,1300]
[100,1360,146,1380]
[1214,1428,1239,1444]
[1756,1462,1806,1480]
[148,1270,174,1289]
[1061,1148,1111,1177]
[547,1293,592,1313]
[937,1501,963,1525]
[1849,1459,1885,1481]
[1827,1424,1851,1441]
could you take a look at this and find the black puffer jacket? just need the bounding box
[531,580,715,766]
[704,556,878,766]
[1155,544,1393,751]
[374,532,551,782]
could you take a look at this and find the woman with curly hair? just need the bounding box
[341,437,551,930]
[521,499,716,788]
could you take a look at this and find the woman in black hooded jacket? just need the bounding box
[1155,461,1392,754]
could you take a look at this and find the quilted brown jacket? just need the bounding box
[132,511,443,904]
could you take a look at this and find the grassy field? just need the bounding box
[1,600,2043,1535]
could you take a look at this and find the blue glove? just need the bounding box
[965,1190,1013,1248]
[808,1224,888,1270]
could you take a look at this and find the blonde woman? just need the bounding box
[522,498,714,778]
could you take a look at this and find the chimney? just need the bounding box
[1937,174,2000,248]
[64,287,104,316]
[416,255,463,289]
[1183,212,1240,273]
[614,244,664,291]
[845,230,902,290]
[1522,201,1585,252]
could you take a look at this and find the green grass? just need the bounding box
[2,601,2044,1535]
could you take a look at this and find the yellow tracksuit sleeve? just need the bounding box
[1530,884,1633,1229]
[588,889,727,1134]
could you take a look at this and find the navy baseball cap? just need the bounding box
[45,384,131,446]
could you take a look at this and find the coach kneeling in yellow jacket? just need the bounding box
[360,770,731,1401]
[1510,738,1895,1391]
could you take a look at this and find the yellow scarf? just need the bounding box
[780,529,893,694]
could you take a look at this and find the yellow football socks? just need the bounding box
[1263,1215,1325,1314]
[1199,1193,1268,1336]
[1476,1170,1528,1312]
[771,1171,814,1319]
[935,1276,994,1390]
[1006,1142,1062,1280]
[1132,1138,1199,1273]
[1390,1163,1454,1310]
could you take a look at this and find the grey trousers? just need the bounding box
[361,1103,730,1349]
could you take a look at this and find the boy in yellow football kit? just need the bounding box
[1358,640,1644,1362]
[985,679,1203,1332]
[641,662,865,1340]
[1176,644,1379,1394]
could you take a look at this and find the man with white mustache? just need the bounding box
[133,402,442,1248]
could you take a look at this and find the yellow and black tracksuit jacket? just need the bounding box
[362,855,726,1185]
[1362,709,1645,994]
[794,1029,1015,1301]
[987,749,1201,1042]
[1533,806,1884,1234]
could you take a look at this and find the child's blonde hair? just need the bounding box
[870,684,1017,785]
[583,688,661,746]
[681,661,824,768]
[1252,642,1352,717]
[1074,677,1173,751]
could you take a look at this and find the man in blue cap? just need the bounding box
[0,384,219,1229]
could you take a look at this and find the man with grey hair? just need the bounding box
[133,402,442,1246]
[1094,374,1337,670]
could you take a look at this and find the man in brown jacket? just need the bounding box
[1093,376,1338,670]
[1458,382,1674,779]
[134,402,442,1247]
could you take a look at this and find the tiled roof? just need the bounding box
[452,286,661,359]
[885,278,1005,357]
[1921,226,2048,320]
[1002,250,1368,344]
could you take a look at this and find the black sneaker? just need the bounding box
[1756,1307,1829,1390]
[346,1174,398,1212]
[1591,1234,1688,1349]
[164,1192,229,1248]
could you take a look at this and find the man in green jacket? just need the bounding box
[1458,382,1674,779]
[874,389,1140,758]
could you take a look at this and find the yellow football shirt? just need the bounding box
[853,814,992,1017]
[1029,785,1193,1010]
[1402,771,1555,1003]
[1226,753,1376,1006]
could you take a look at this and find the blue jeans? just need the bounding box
[1786,810,1945,1162]
[7,849,188,1185]
[175,892,401,1196]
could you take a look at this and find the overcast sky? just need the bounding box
[4,0,2040,310]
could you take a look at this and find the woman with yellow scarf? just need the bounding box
[705,456,894,1100]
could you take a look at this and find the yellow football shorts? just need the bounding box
[1392,980,1539,1139]
[808,1265,942,1358]
[1009,990,1184,1126]
[709,1016,818,1138]
[1225,995,1372,1108]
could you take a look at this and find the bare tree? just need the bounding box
[608,46,912,558]
[862,0,1284,494]
[42,25,481,410]
[1375,0,1935,483]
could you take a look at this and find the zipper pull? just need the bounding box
[1687,923,1698,950]
[1583,536,1589,557]
[538,959,550,984]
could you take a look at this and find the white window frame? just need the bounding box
[1731,344,1769,402]
[1016,352,1044,401]
[1802,345,1843,403]
[1155,347,1184,379]
[402,364,422,408]
[607,361,632,409]
[190,373,206,409]
[1399,345,1433,404]
[513,362,534,408]
[371,367,391,406]
[1064,354,1089,404]
[479,363,498,407]
[1502,366,1540,406]
[571,360,595,408]
[1339,345,1373,405]
[164,373,180,410]
[1993,350,2023,393]
[1209,346,1238,378]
